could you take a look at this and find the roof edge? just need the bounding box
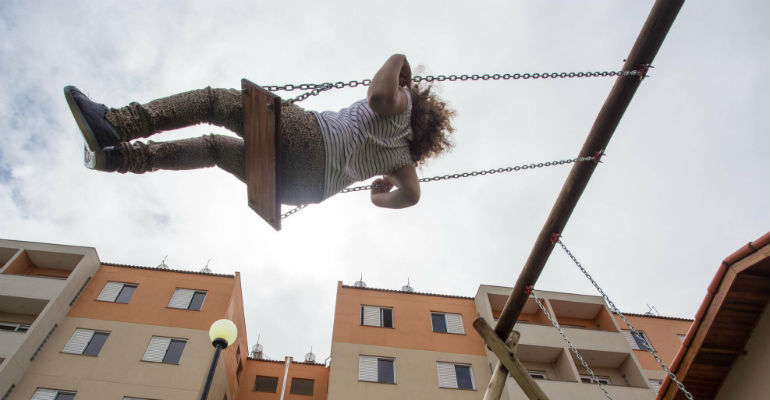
[657,232,770,399]
[341,284,473,300]
[102,262,235,278]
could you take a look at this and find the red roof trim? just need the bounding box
[656,232,770,399]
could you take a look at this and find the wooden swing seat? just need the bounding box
[242,79,282,231]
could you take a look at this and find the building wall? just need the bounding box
[331,284,485,355]
[329,283,489,399]
[7,261,247,400]
[329,342,489,400]
[67,265,241,331]
[475,286,656,400]
[0,240,100,399]
[715,301,769,400]
[238,358,329,400]
[613,314,691,380]
[10,317,217,399]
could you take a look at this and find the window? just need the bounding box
[581,375,611,385]
[142,336,186,364]
[168,289,207,310]
[528,370,547,380]
[31,389,76,400]
[621,330,653,351]
[96,282,137,303]
[62,329,109,356]
[648,379,663,392]
[289,378,314,396]
[254,376,278,393]
[0,321,30,332]
[677,334,686,342]
[361,306,393,328]
[431,312,465,334]
[437,362,475,390]
[359,355,395,384]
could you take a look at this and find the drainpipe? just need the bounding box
[279,356,292,400]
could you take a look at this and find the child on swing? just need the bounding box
[65,54,454,208]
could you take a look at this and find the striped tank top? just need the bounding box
[312,88,414,199]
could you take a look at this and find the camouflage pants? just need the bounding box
[106,87,325,205]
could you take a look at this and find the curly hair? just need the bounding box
[406,83,455,165]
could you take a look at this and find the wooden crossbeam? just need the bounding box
[474,318,549,400]
[484,330,520,400]
[493,0,686,339]
[242,79,282,231]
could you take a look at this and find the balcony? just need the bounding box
[1,249,82,280]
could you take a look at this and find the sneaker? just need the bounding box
[83,145,123,172]
[64,86,121,170]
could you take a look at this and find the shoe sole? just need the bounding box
[64,86,104,170]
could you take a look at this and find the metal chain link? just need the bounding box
[531,290,614,400]
[280,156,594,219]
[556,239,695,400]
[266,69,642,104]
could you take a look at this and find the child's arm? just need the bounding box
[367,54,411,116]
[370,164,420,209]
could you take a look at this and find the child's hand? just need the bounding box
[371,177,394,194]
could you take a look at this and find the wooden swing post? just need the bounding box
[493,0,685,340]
[242,79,282,231]
[476,0,685,398]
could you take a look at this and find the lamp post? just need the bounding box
[200,319,238,400]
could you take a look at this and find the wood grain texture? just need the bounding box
[474,318,549,400]
[242,79,281,231]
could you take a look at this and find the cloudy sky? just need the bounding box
[1,0,767,362]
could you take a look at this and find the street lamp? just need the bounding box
[199,319,238,400]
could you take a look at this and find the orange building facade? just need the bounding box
[328,282,491,399]
[0,239,328,400]
[1,239,694,400]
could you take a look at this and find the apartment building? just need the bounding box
[0,240,100,399]
[1,238,701,400]
[238,357,328,400]
[327,282,491,399]
[0,239,334,400]
[475,285,690,399]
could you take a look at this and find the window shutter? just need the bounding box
[31,389,58,400]
[358,356,378,382]
[62,329,94,354]
[445,313,465,334]
[142,337,171,362]
[168,289,194,309]
[97,282,124,302]
[437,362,458,388]
[362,306,381,327]
[621,330,640,350]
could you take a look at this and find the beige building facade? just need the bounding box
[18,237,762,400]
[0,240,101,399]
[327,282,491,400]
[1,239,247,400]
[476,285,660,400]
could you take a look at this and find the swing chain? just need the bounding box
[531,290,615,400]
[280,204,308,219]
[280,155,594,219]
[556,239,695,400]
[341,155,595,193]
[267,69,642,104]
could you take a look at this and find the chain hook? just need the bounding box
[550,233,561,244]
[592,150,605,163]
